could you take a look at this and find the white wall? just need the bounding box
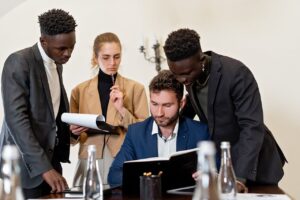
[0,0,299,199]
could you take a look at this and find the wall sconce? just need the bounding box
[139,39,166,73]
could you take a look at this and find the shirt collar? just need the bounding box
[151,118,179,139]
[37,41,56,68]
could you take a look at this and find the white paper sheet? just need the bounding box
[237,193,291,200]
[61,113,104,130]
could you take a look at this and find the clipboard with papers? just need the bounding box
[61,113,119,135]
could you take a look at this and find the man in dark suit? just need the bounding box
[0,9,77,198]
[164,28,287,190]
[108,70,210,187]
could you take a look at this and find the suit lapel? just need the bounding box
[32,44,55,119]
[207,52,222,134]
[56,64,69,111]
[87,76,102,115]
[176,118,188,151]
[147,118,159,156]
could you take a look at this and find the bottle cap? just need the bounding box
[87,144,96,153]
[220,141,230,149]
[2,145,20,160]
[197,141,216,155]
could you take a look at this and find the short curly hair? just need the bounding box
[149,70,183,101]
[38,9,77,35]
[164,28,201,62]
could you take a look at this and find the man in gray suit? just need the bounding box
[0,9,77,198]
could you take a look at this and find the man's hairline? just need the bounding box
[149,89,182,102]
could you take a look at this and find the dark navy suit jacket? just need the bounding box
[108,116,210,187]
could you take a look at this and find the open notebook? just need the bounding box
[122,148,199,194]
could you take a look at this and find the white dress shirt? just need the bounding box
[38,42,61,119]
[151,120,179,158]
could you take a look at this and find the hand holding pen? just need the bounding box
[110,74,125,117]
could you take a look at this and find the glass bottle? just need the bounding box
[83,145,103,200]
[193,141,219,200]
[218,141,237,200]
[0,145,25,200]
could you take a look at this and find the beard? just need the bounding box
[152,112,179,128]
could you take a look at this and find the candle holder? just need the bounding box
[139,40,165,73]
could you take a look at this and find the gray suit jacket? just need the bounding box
[0,44,70,189]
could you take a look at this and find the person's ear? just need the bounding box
[179,96,187,111]
[40,36,47,48]
[200,53,206,62]
[92,52,99,65]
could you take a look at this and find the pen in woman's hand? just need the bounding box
[111,74,115,85]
